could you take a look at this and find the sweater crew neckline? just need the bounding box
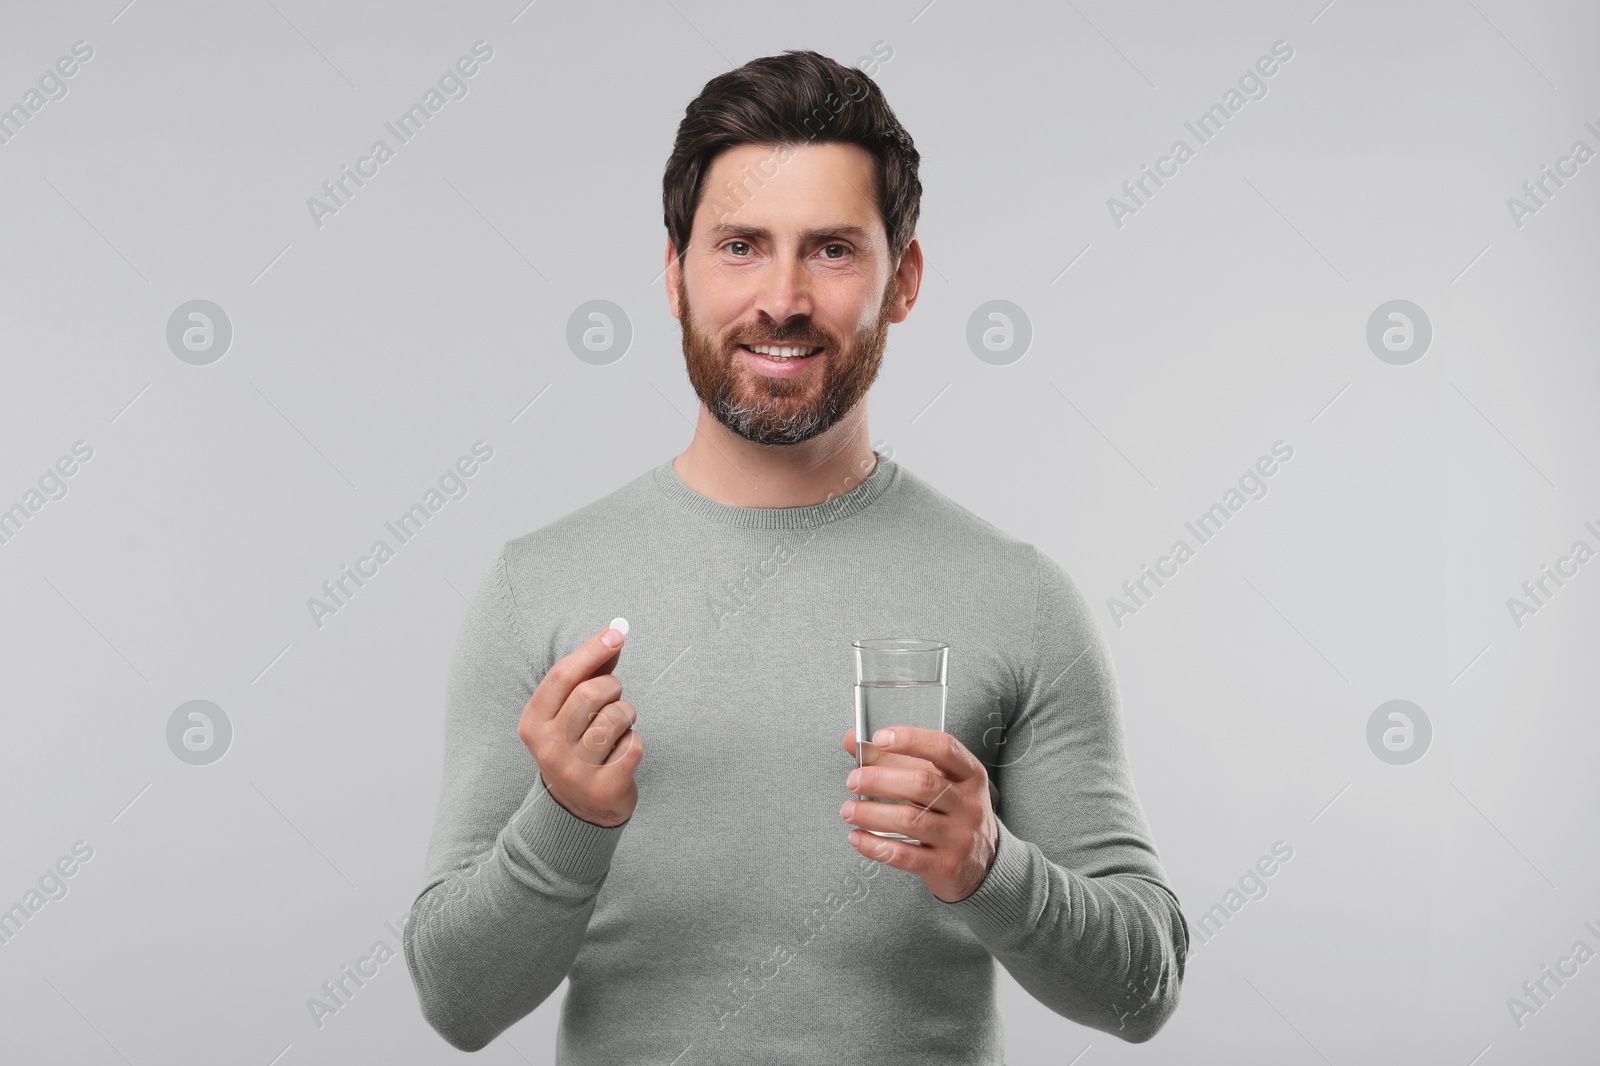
[653,451,898,530]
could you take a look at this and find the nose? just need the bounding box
[751,249,814,327]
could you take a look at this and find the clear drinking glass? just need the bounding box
[851,638,949,843]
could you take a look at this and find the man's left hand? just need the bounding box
[840,727,999,903]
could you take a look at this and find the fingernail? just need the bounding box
[873,728,895,746]
[601,626,623,648]
[859,742,879,764]
[846,769,861,790]
[841,800,857,818]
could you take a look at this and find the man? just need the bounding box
[404,49,1187,1062]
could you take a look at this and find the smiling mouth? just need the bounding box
[739,343,824,361]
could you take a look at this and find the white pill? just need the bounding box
[609,616,629,637]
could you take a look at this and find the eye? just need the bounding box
[821,243,849,259]
[725,240,752,257]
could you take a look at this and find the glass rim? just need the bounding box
[851,638,948,652]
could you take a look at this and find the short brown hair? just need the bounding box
[662,49,921,270]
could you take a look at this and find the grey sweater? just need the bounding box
[404,452,1188,1062]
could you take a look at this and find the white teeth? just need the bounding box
[747,344,821,359]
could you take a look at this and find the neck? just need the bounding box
[673,403,878,508]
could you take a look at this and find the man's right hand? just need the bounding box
[517,624,642,828]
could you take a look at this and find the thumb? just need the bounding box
[594,616,628,676]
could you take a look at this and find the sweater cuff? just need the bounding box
[504,780,628,885]
[944,816,1039,944]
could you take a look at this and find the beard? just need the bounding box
[677,270,896,447]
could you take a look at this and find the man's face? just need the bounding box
[671,142,903,447]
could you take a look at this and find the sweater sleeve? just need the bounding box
[403,550,630,1052]
[942,546,1189,1042]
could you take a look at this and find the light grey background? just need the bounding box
[2,0,1596,1062]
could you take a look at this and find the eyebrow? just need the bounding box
[704,222,876,245]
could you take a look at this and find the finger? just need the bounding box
[848,827,929,871]
[528,624,626,725]
[600,726,643,770]
[846,800,948,848]
[843,729,881,764]
[844,730,937,792]
[560,673,627,745]
[851,763,960,815]
[869,726,984,784]
[575,699,636,764]
[844,730,920,768]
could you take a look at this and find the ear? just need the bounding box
[888,236,923,324]
[665,242,684,320]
